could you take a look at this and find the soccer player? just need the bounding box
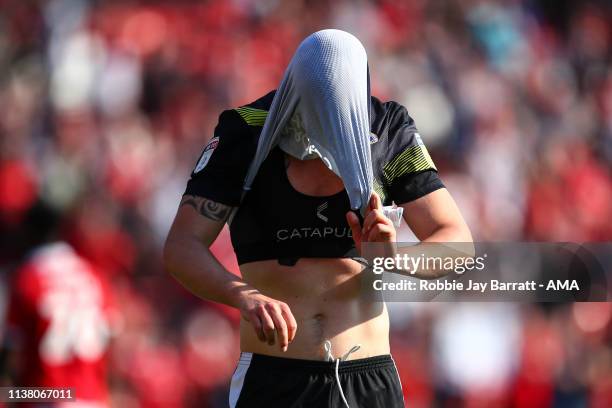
[164,30,471,407]
[3,202,116,408]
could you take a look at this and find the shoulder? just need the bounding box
[370,96,420,161]
[233,90,276,127]
[202,90,277,165]
[370,96,414,139]
[211,90,276,147]
[369,96,441,203]
[184,91,276,205]
[244,90,276,111]
[215,90,276,127]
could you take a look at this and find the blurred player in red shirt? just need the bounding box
[3,202,116,408]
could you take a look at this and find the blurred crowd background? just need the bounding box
[0,0,611,407]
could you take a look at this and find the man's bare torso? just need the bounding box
[239,258,389,360]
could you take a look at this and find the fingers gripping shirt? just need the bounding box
[184,92,444,264]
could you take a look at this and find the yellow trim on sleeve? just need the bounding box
[235,107,269,126]
[383,144,437,183]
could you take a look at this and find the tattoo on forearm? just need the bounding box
[180,195,231,222]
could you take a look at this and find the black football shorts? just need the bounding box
[229,352,405,407]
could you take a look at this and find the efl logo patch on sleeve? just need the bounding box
[414,133,424,145]
[193,136,219,173]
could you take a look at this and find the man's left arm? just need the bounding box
[401,187,471,243]
[352,100,473,277]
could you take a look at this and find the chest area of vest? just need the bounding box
[236,149,354,243]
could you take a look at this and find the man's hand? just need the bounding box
[346,192,397,250]
[238,290,297,352]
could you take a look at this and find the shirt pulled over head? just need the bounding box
[243,29,373,214]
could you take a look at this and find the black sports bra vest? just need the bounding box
[229,147,359,265]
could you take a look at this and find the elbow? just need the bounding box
[441,222,474,258]
[459,224,474,255]
[436,222,473,244]
[163,231,213,280]
[450,218,473,244]
[162,236,181,278]
[455,223,475,258]
[454,218,473,244]
[464,226,474,244]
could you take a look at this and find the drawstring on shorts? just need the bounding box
[323,340,362,408]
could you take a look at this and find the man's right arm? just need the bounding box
[163,195,245,306]
[163,195,297,352]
